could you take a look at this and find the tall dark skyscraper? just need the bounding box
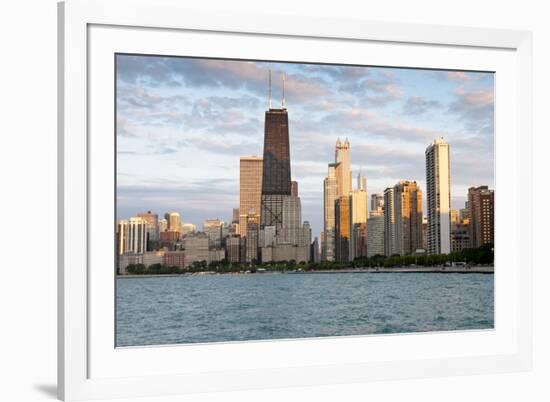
[260,73,291,231]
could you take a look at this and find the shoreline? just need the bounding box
[117,265,494,278]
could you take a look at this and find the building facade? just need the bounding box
[260,107,292,232]
[203,219,224,248]
[117,217,147,255]
[367,210,385,257]
[163,251,186,270]
[349,186,368,260]
[159,218,168,233]
[451,221,471,252]
[371,193,384,212]
[137,211,159,244]
[323,163,338,261]
[335,138,352,197]
[168,212,181,233]
[335,196,350,262]
[425,138,451,255]
[182,233,209,267]
[239,156,263,236]
[245,214,260,263]
[383,187,397,256]
[393,180,423,256]
[226,236,245,263]
[468,186,495,247]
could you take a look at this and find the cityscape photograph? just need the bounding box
[115,54,495,347]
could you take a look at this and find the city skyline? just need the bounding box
[116,55,495,237]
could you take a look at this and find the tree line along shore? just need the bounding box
[120,244,494,276]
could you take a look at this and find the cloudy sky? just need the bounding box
[116,54,494,238]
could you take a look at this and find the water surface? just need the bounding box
[116,272,494,347]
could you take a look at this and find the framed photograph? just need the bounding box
[58,0,533,400]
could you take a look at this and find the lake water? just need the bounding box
[116,272,494,347]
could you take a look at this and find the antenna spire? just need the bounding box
[268,69,272,109]
[282,72,286,109]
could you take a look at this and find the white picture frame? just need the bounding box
[58,0,533,400]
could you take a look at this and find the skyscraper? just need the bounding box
[245,214,260,263]
[393,180,423,255]
[232,208,240,224]
[370,192,385,257]
[159,218,168,233]
[335,138,352,197]
[137,211,159,248]
[468,186,494,247]
[239,156,263,237]
[349,178,368,260]
[311,236,320,263]
[383,187,397,256]
[169,212,181,233]
[323,163,338,261]
[280,194,302,245]
[203,219,224,248]
[371,193,384,212]
[253,73,310,264]
[357,169,367,193]
[450,208,459,224]
[425,138,451,255]
[367,209,385,257]
[180,223,196,236]
[335,196,350,262]
[260,104,291,232]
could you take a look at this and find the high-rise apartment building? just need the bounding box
[182,233,209,267]
[232,208,240,224]
[311,236,320,263]
[357,171,367,192]
[350,188,368,225]
[169,212,181,233]
[383,187,397,256]
[239,156,263,236]
[180,223,196,236]
[393,180,423,255]
[303,221,312,252]
[468,186,495,247]
[323,163,338,261]
[280,195,302,245]
[371,193,384,212]
[367,209,385,257]
[159,218,168,233]
[245,214,260,262]
[459,203,470,222]
[349,183,368,260]
[367,193,384,257]
[323,139,354,261]
[226,236,245,263]
[425,138,451,255]
[335,196,350,262]
[137,211,159,243]
[450,208,459,224]
[203,219,224,248]
[451,221,471,252]
[117,217,147,255]
[422,216,428,250]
